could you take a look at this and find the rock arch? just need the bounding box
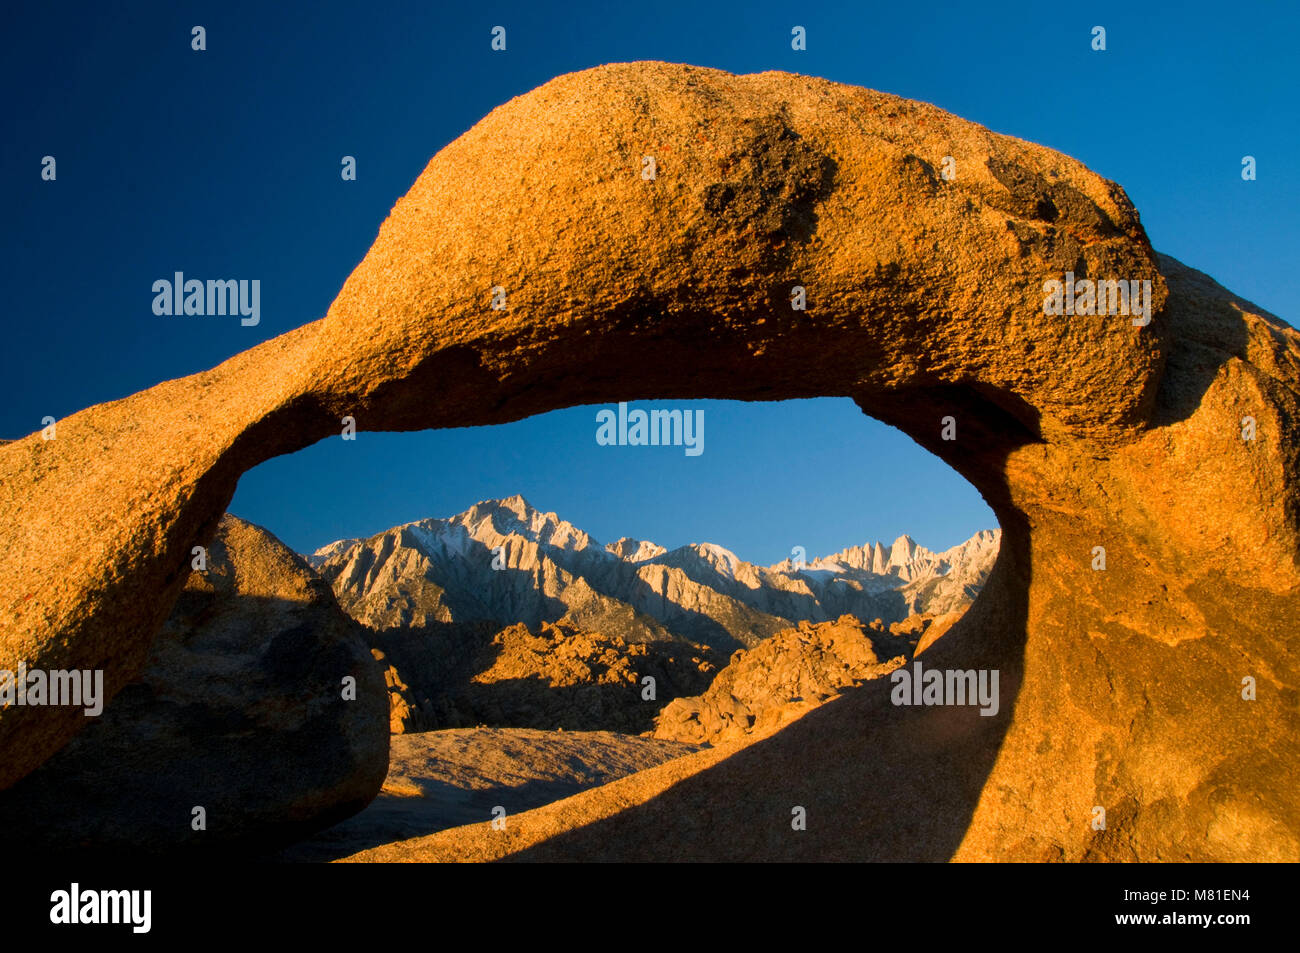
[1,62,1296,860]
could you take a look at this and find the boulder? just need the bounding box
[0,515,389,853]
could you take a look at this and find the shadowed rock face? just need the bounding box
[1,61,1296,860]
[0,515,389,853]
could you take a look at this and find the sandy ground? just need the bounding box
[268,728,699,862]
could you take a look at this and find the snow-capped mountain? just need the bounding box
[309,495,999,653]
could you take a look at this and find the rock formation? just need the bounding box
[1,62,1296,860]
[0,515,389,852]
[372,647,420,734]
[372,619,717,733]
[654,615,907,745]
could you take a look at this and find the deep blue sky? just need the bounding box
[4,2,1295,563]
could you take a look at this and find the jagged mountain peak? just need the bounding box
[315,496,604,561]
[458,496,598,552]
[465,493,535,521]
[889,534,921,565]
[606,537,667,562]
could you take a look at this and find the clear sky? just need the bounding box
[4,2,1295,563]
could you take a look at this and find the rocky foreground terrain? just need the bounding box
[271,728,699,862]
[373,619,718,734]
[654,613,962,745]
[2,62,1296,861]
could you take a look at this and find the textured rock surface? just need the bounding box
[1,62,1296,860]
[654,615,907,745]
[0,515,389,853]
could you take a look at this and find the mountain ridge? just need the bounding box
[308,494,989,577]
[308,496,999,653]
